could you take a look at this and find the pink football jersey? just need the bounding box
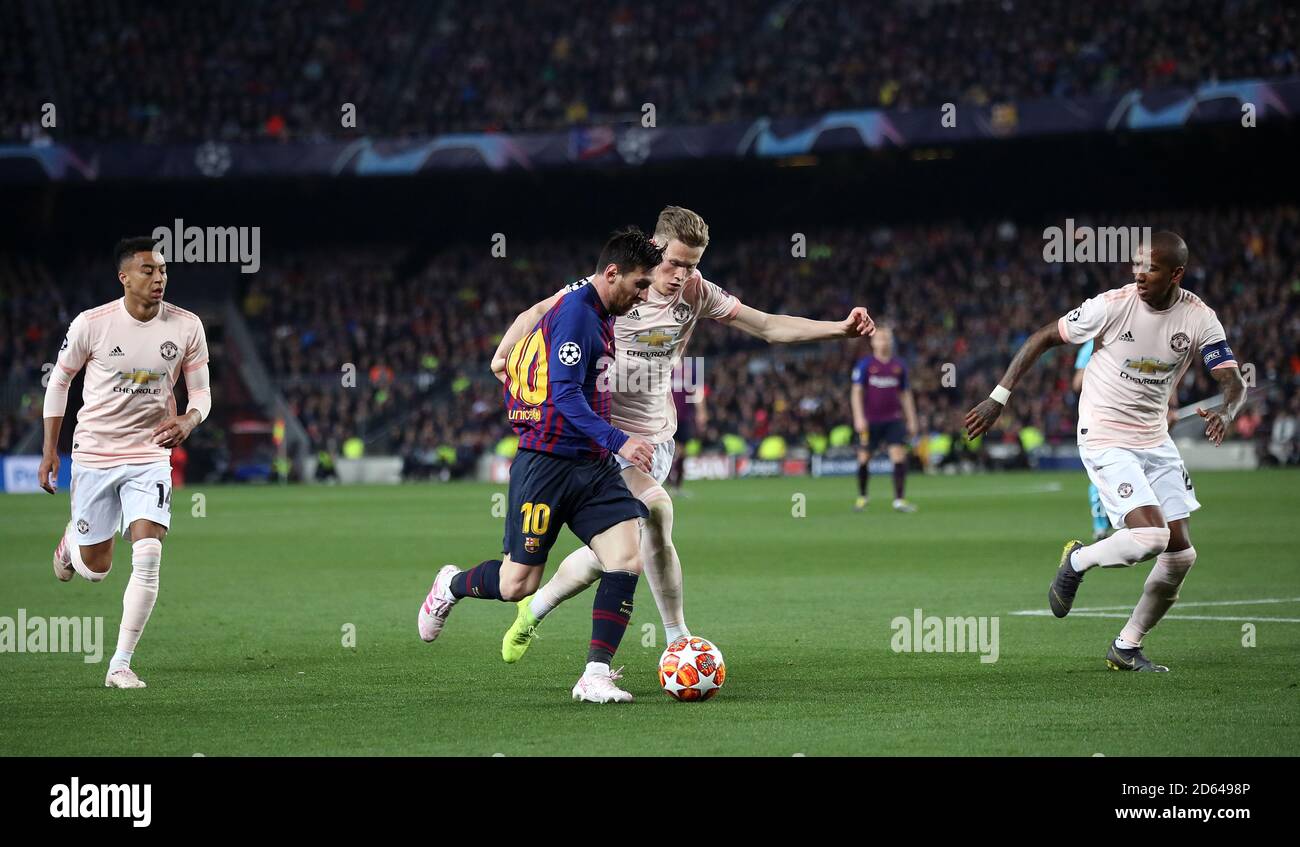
[45,298,210,468]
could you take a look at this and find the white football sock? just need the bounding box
[1072,527,1169,571]
[585,661,611,677]
[114,538,161,668]
[1119,547,1196,646]
[1114,637,1140,650]
[1070,548,1085,572]
[531,545,601,620]
[640,493,689,642]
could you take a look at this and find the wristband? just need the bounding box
[989,385,1011,405]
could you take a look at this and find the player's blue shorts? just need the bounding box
[867,419,907,449]
[503,449,649,566]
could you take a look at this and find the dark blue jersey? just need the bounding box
[503,282,627,460]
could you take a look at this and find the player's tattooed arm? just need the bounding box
[727,304,874,343]
[1197,365,1247,446]
[491,294,562,382]
[964,322,1066,438]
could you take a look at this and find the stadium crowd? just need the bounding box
[704,0,1299,122]
[4,204,1298,474]
[2,0,1296,143]
[232,204,1300,476]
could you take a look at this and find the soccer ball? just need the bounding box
[658,636,726,701]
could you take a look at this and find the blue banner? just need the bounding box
[1,78,1294,183]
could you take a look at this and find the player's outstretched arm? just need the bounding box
[491,294,562,382]
[1197,365,1247,446]
[964,322,1066,438]
[726,303,874,344]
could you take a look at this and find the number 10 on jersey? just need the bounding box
[506,329,549,406]
[520,501,550,535]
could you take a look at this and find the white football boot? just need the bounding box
[52,522,74,582]
[572,663,634,703]
[417,565,461,642]
[105,668,146,689]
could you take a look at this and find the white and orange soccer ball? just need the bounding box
[658,636,726,701]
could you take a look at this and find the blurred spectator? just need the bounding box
[2,0,1295,142]
[1266,396,1299,465]
[226,203,1300,469]
[5,204,1298,476]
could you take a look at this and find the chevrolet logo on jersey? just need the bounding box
[635,329,677,347]
[114,369,166,395]
[1123,358,1176,375]
[118,369,166,385]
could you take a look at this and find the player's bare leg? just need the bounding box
[63,530,114,584]
[621,467,688,641]
[640,496,687,639]
[104,519,165,689]
[502,545,600,662]
[509,466,686,661]
[496,558,544,602]
[572,518,642,703]
[419,555,540,642]
[1106,517,1192,672]
[1051,505,1172,618]
[524,548,600,615]
[888,443,916,513]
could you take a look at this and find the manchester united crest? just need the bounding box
[160,340,179,361]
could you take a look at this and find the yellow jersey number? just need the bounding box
[506,329,549,406]
[520,501,551,535]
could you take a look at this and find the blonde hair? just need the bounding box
[654,206,709,249]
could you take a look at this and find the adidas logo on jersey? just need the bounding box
[109,346,125,356]
[629,309,641,320]
[1118,331,1135,342]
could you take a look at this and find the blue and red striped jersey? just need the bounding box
[851,355,908,423]
[503,282,628,460]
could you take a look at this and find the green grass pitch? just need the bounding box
[1,470,1297,756]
